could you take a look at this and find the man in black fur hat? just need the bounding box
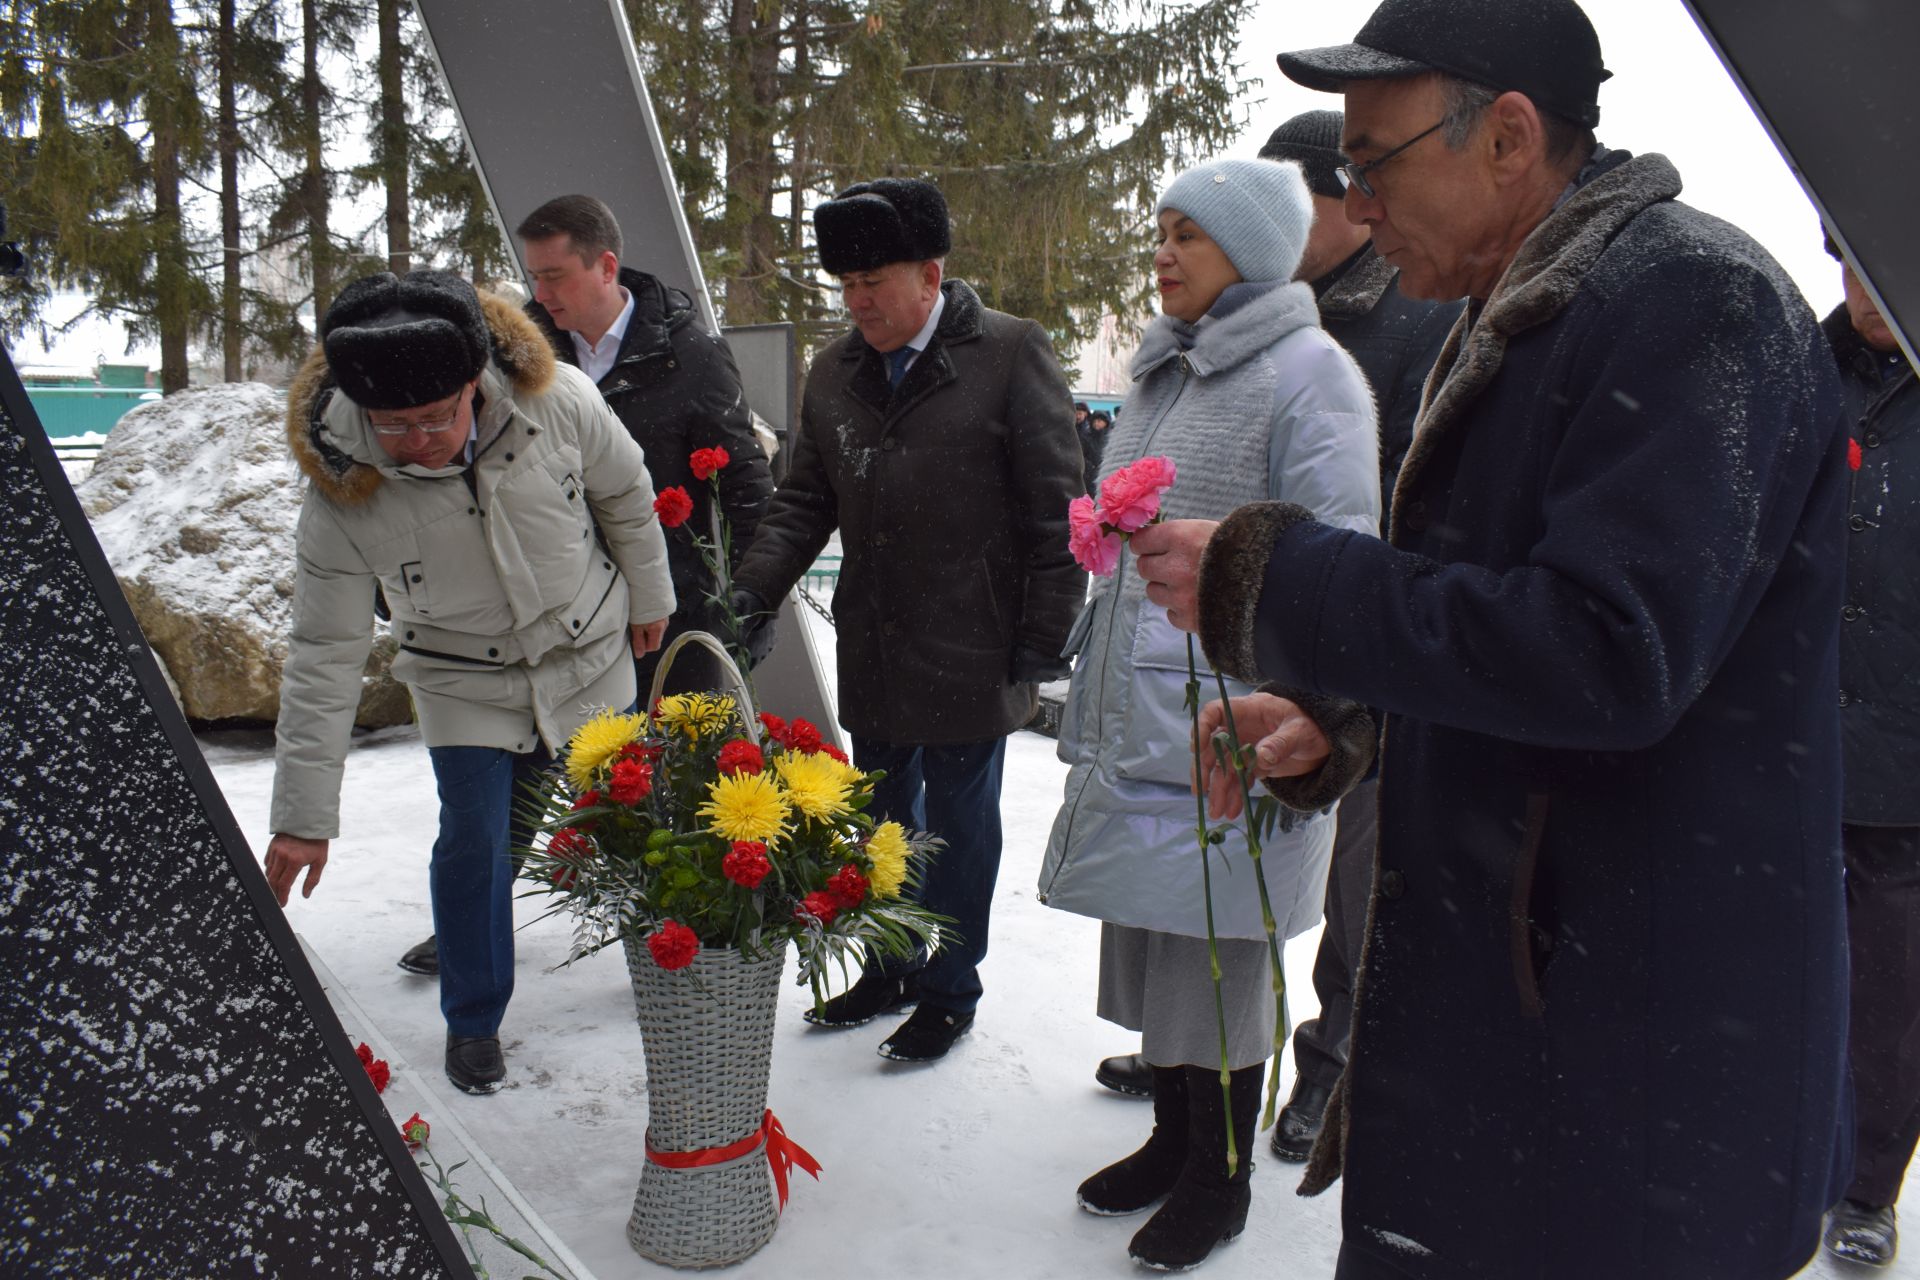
[730,177,1086,1063]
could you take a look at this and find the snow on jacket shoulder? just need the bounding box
[270,292,675,838]
[1038,279,1379,941]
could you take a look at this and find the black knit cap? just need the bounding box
[1277,0,1611,129]
[1259,110,1348,200]
[321,269,491,410]
[814,178,952,276]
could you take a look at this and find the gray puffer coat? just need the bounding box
[1038,280,1379,940]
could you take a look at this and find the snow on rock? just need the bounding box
[76,383,410,727]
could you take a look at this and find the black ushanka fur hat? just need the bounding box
[814,178,952,276]
[321,269,492,410]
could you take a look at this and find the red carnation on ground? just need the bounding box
[690,446,731,481]
[828,864,869,910]
[648,920,700,970]
[400,1112,430,1148]
[654,486,694,527]
[716,739,765,776]
[723,840,772,889]
[796,891,840,926]
[355,1042,390,1094]
[1850,437,1864,472]
[609,758,653,806]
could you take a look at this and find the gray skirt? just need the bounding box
[1097,923,1278,1070]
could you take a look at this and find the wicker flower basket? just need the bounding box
[623,935,789,1269]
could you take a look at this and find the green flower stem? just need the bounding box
[415,1143,568,1279]
[1185,636,1239,1177]
[1207,664,1291,1132]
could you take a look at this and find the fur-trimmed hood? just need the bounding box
[285,291,558,505]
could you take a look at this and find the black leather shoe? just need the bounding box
[803,966,919,1028]
[1270,1079,1332,1162]
[1096,1052,1154,1098]
[445,1035,505,1095]
[877,1004,973,1062]
[1826,1199,1898,1267]
[397,934,439,976]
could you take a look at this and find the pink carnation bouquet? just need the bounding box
[1068,455,1178,576]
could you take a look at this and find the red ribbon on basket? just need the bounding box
[645,1109,822,1210]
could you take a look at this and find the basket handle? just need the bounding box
[646,630,759,735]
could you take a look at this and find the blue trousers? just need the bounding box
[426,742,549,1038]
[851,735,1008,1015]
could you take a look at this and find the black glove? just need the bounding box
[1010,643,1071,684]
[727,587,778,669]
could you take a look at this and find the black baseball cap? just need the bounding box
[1276,0,1611,129]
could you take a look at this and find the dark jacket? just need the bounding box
[1074,415,1106,493]
[732,279,1086,744]
[526,268,772,680]
[1198,152,1849,1279]
[1829,305,1920,826]
[1315,245,1462,505]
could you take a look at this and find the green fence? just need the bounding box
[26,386,159,440]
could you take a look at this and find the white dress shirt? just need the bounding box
[570,287,636,384]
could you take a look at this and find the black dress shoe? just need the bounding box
[445,1035,505,1095]
[1826,1199,1898,1267]
[803,966,919,1028]
[1270,1079,1332,1162]
[397,934,439,976]
[877,1004,973,1062]
[1096,1052,1154,1098]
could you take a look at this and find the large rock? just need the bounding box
[77,383,411,728]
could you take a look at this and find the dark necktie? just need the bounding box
[887,346,915,390]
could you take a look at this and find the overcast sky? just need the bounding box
[1233,0,1842,314]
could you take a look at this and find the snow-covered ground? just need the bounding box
[204,609,1904,1278]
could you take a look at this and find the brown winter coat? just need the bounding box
[732,280,1086,744]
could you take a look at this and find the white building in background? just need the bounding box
[1069,311,1142,403]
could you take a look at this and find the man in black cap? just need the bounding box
[1131,1,1853,1275]
[265,270,675,1095]
[730,177,1085,1063]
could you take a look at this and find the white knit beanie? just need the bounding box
[1155,158,1313,284]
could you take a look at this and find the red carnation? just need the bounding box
[828,863,870,910]
[1850,437,1864,472]
[400,1112,430,1148]
[796,891,840,926]
[690,446,731,481]
[550,863,580,890]
[654,486,694,528]
[549,826,591,860]
[723,840,772,888]
[355,1042,390,1094]
[648,920,700,970]
[784,717,823,754]
[758,712,787,744]
[716,739,764,776]
[572,789,602,811]
[609,758,653,806]
[620,742,664,764]
[818,742,848,764]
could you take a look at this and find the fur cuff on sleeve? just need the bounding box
[1260,685,1378,813]
[1197,501,1316,683]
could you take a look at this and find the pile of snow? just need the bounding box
[78,383,409,726]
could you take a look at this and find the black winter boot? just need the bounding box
[1078,1066,1189,1216]
[1127,1064,1260,1271]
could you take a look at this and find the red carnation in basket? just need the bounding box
[723,840,772,889]
[818,742,848,764]
[690,446,731,481]
[400,1112,430,1148]
[654,486,694,528]
[609,758,653,806]
[716,739,765,776]
[758,712,787,743]
[648,920,700,970]
[827,864,869,910]
[548,826,592,889]
[783,717,824,755]
[796,891,840,926]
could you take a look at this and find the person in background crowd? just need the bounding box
[1074,400,1104,494]
[265,270,674,1096]
[1822,233,1920,1270]
[1135,0,1852,1274]
[1040,156,1380,1271]
[728,177,1086,1063]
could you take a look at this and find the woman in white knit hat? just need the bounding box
[1038,156,1381,1270]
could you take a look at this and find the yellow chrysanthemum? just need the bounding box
[699,772,792,844]
[564,711,646,790]
[654,692,737,741]
[775,751,854,822]
[866,821,911,899]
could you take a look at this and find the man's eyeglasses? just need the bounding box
[1336,116,1451,200]
[369,401,464,437]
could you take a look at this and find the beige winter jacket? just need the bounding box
[269,295,675,838]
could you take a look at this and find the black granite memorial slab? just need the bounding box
[0,342,472,1277]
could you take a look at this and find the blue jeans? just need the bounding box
[426,742,550,1038]
[851,735,1008,1015]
